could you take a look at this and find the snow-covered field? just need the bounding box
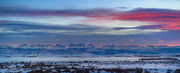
[0,56,141,63]
[0,55,180,73]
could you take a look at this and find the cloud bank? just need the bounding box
[1,7,180,30]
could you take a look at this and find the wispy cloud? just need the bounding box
[0,22,166,35]
[0,6,113,17]
[1,7,180,30]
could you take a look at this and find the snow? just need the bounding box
[0,55,179,73]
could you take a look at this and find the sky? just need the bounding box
[0,0,180,46]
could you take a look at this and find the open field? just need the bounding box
[0,55,180,73]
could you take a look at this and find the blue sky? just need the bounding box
[1,0,180,10]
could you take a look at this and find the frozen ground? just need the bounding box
[0,55,180,73]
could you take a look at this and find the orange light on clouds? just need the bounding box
[158,40,164,43]
[130,39,135,42]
